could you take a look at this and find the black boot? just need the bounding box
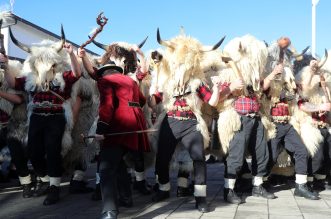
[177,186,193,197]
[43,185,60,205]
[152,190,170,202]
[69,179,94,194]
[153,183,159,192]
[99,210,118,219]
[91,183,102,201]
[195,197,211,213]
[294,183,319,200]
[22,183,33,198]
[118,196,133,208]
[133,180,151,195]
[224,188,242,204]
[313,179,326,191]
[252,185,275,199]
[33,180,49,197]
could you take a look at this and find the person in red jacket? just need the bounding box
[78,47,150,219]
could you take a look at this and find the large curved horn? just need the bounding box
[138,36,148,48]
[318,49,328,69]
[9,26,31,53]
[55,24,66,53]
[157,28,175,49]
[200,36,226,52]
[89,36,108,51]
[293,46,310,58]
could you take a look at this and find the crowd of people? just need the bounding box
[0,20,331,219]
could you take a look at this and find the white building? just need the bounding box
[1,13,99,62]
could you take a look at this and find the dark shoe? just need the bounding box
[22,183,33,198]
[326,178,331,190]
[118,197,133,208]
[252,185,275,199]
[33,180,49,197]
[313,179,326,191]
[152,190,170,202]
[43,185,60,205]
[133,180,151,195]
[195,197,211,213]
[99,210,118,219]
[177,186,193,197]
[153,183,159,192]
[224,188,242,204]
[91,183,102,201]
[307,182,318,196]
[69,179,94,194]
[294,183,319,200]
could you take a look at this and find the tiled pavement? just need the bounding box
[1,163,331,219]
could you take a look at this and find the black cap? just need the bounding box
[96,61,123,76]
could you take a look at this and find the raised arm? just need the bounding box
[64,43,81,78]
[78,47,96,77]
[263,64,283,91]
[301,60,318,91]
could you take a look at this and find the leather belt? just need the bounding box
[128,101,141,108]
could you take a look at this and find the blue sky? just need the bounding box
[1,0,330,56]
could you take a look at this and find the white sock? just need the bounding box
[73,170,85,181]
[194,185,206,197]
[96,173,100,184]
[50,177,61,187]
[315,174,327,180]
[39,175,50,182]
[159,182,170,191]
[177,177,188,188]
[295,174,307,184]
[19,175,32,185]
[252,176,263,186]
[307,176,314,182]
[224,178,236,189]
[135,171,145,182]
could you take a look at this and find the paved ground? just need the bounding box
[1,163,331,219]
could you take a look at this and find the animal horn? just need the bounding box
[138,36,148,48]
[318,49,328,69]
[293,46,310,60]
[56,24,66,53]
[157,28,175,49]
[200,36,226,52]
[9,26,31,53]
[89,36,108,51]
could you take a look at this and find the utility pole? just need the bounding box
[312,0,320,58]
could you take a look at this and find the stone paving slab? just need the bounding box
[1,163,331,219]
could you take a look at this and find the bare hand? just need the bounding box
[319,103,331,112]
[94,134,105,141]
[63,43,73,54]
[77,48,86,58]
[229,79,244,92]
[270,64,284,79]
[0,53,8,63]
[310,60,318,74]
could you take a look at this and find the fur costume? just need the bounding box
[214,35,276,155]
[18,40,75,157]
[294,53,331,157]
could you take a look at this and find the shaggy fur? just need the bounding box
[216,35,275,155]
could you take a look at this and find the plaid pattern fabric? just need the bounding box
[271,102,290,116]
[0,109,9,124]
[15,71,78,114]
[234,96,260,115]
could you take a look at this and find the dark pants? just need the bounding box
[155,117,206,186]
[309,128,331,176]
[225,116,269,179]
[28,114,66,177]
[268,123,308,175]
[130,150,144,173]
[7,138,29,178]
[99,146,132,213]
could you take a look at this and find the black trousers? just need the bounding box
[99,145,132,213]
[155,116,206,186]
[7,138,29,178]
[309,128,331,176]
[28,114,66,177]
[268,123,308,175]
[225,116,269,179]
[130,150,144,173]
